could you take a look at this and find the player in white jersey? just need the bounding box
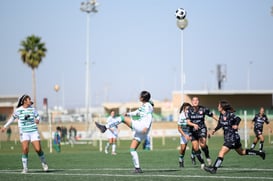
[177,102,191,168]
[105,110,119,155]
[1,94,48,174]
[95,91,154,173]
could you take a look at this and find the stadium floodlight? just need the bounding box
[80,0,99,13]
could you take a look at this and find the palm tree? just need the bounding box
[18,35,47,107]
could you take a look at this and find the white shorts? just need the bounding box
[106,129,118,139]
[20,131,41,142]
[133,131,149,142]
[132,121,150,142]
[180,133,189,144]
[180,136,188,144]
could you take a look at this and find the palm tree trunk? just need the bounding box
[32,68,36,107]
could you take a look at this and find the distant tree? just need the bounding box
[18,35,47,107]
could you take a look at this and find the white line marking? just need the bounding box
[0,168,273,180]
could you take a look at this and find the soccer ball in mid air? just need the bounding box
[175,8,186,20]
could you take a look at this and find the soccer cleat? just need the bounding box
[207,158,212,166]
[259,151,266,160]
[42,163,48,172]
[191,156,196,165]
[111,152,117,155]
[95,122,107,133]
[134,168,143,173]
[21,168,28,174]
[201,163,205,170]
[204,166,216,174]
[179,161,184,168]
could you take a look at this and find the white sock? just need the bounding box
[105,143,110,151]
[130,150,140,168]
[22,156,28,169]
[112,144,116,153]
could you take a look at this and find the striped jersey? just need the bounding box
[4,106,40,133]
[127,102,153,129]
[178,111,190,134]
[106,116,118,133]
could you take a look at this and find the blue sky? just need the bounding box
[1,0,273,109]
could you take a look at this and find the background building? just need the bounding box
[0,96,17,122]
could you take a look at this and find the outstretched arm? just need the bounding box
[212,121,222,135]
[1,116,16,132]
[212,114,219,121]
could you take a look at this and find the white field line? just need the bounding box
[0,168,273,180]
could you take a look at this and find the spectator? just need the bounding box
[6,127,12,141]
[61,126,68,143]
[69,126,77,146]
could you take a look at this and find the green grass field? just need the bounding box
[0,136,273,181]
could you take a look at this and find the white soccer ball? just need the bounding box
[175,8,186,20]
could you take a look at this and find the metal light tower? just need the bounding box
[80,0,98,125]
[176,14,188,104]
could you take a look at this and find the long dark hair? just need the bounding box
[140,91,151,102]
[16,94,30,108]
[179,102,191,113]
[219,100,235,113]
[140,90,154,107]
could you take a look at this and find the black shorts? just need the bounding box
[190,127,207,141]
[223,140,242,149]
[254,128,263,137]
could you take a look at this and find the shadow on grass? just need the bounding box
[142,169,180,173]
[29,169,66,173]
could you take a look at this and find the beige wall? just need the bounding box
[172,92,273,110]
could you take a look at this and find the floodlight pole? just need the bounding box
[181,30,184,104]
[177,19,188,104]
[80,0,98,124]
[247,61,253,90]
